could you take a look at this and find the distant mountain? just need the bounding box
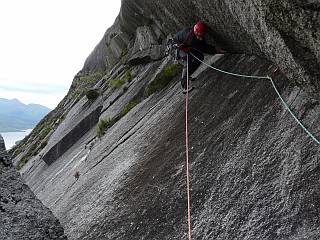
[0,98,51,132]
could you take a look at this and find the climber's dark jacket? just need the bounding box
[172,27,217,89]
[173,27,216,55]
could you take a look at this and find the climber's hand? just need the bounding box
[216,47,227,54]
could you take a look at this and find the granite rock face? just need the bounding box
[0,135,67,240]
[82,18,131,73]
[11,0,320,239]
[87,0,320,92]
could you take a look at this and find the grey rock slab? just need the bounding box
[0,135,67,240]
[86,0,320,93]
[21,54,320,239]
[13,0,320,238]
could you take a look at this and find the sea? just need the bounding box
[0,129,33,150]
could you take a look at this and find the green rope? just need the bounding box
[190,52,320,145]
[266,76,320,145]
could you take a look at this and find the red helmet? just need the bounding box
[194,21,205,36]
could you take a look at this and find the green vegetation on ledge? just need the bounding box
[123,69,133,82]
[97,98,140,139]
[97,118,114,138]
[17,143,38,170]
[72,69,105,99]
[85,89,101,101]
[145,63,182,96]
[109,78,125,91]
[108,69,133,91]
[121,100,140,116]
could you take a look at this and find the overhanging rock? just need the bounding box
[127,26,165,66]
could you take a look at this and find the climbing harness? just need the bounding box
[166,38,180,62]
[184,54,192,240]
[166,30,194,62]
[189,52,320,145]
[176,30,194,53]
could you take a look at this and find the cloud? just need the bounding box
[0,81,66,94]
[0,0,121,109]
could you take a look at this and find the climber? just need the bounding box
[74,171,80,180]
[172,21,226,93]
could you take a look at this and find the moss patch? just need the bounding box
[72,69,105,99]
[16,143,38,170]
[85,89,100,101]
[123,69,133,82]
[97,118,114,138]
[109,78,125,91]
[145,63,182,96]
[121,100,140,116]
[96,97,141,139]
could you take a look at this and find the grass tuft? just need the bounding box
[121,100,140,116]
[97,118,114,138]
[145,64,182,96]
[85,89,100,101]
[109,78,125,91]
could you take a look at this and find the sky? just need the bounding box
[0,0,121,109]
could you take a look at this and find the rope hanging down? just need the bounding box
[190,52,320,145]
[185,54,193,240]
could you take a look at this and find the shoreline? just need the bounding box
[0,129,33,150]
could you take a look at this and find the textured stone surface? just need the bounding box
[42,106,102,165]
[18,54,320,240]
[83,0,319,93]
[127,26,164,66]
[82,18,131,73]
[0,134,67,240]
[12,0,320,239]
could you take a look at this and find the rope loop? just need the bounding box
[189,52,320,145]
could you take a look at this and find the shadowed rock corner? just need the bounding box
[0,134,68,240]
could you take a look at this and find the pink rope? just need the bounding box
[185,54,192,240]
